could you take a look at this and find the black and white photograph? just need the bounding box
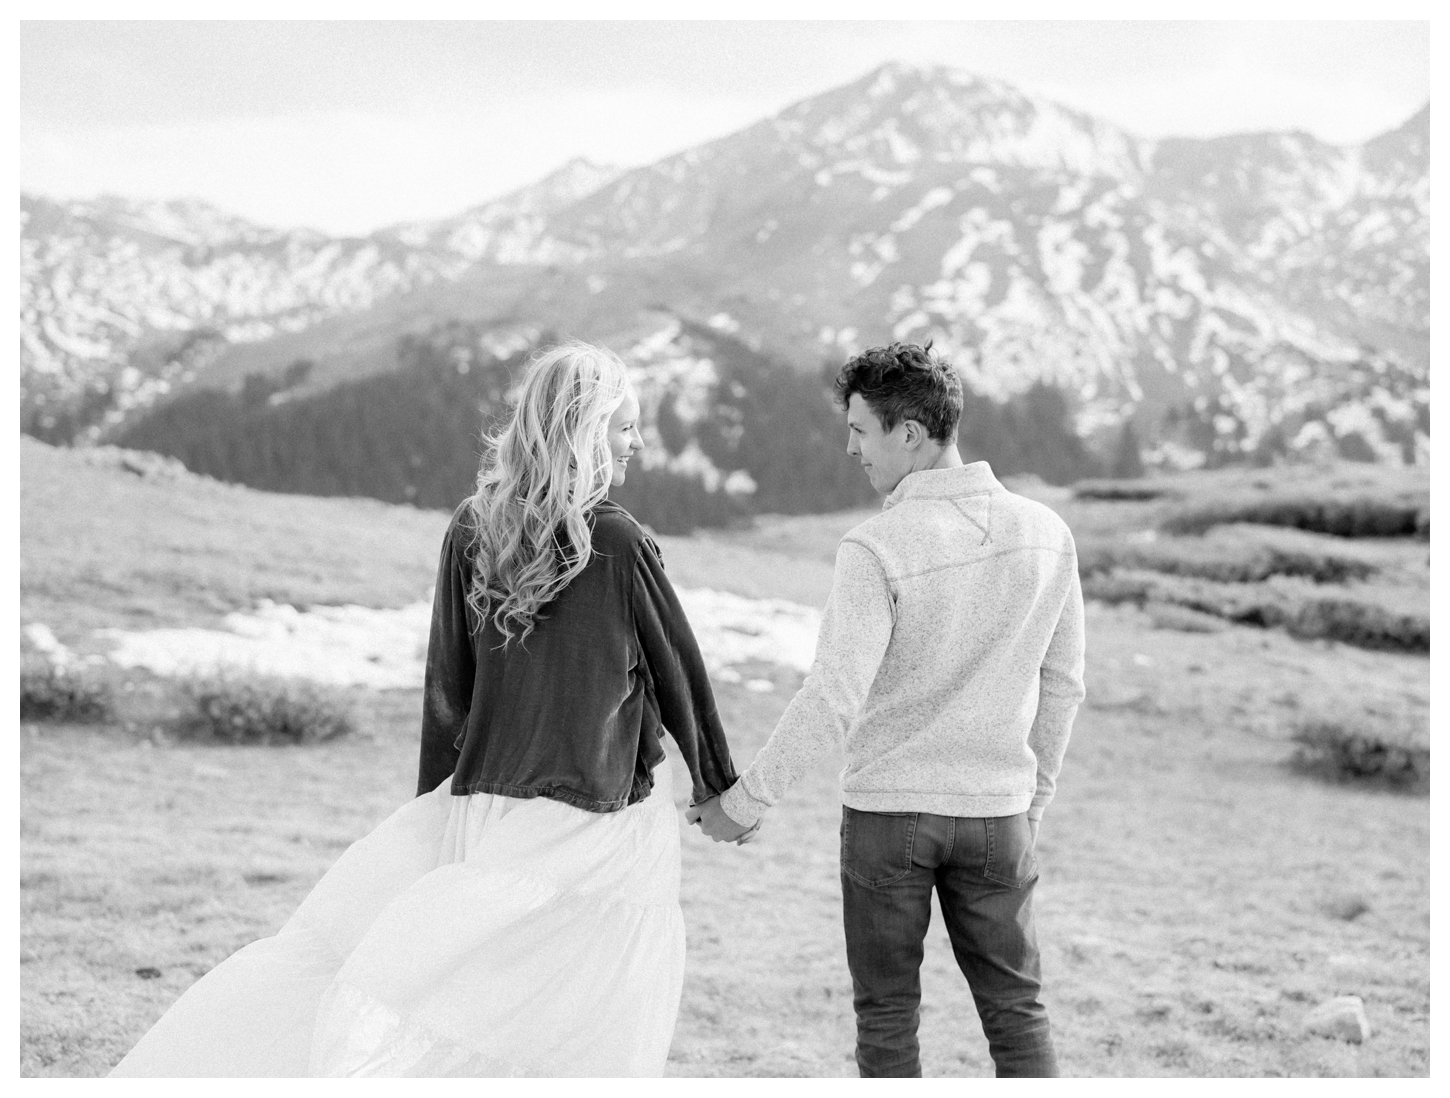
[16,13,1435,1080]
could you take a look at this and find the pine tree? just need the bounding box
[1109,419,1145,479]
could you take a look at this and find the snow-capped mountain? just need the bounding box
[20,62,1427,469]
[385,156,622,261]
[19,158,620,437]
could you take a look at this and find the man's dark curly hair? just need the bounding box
[833,341,963,442]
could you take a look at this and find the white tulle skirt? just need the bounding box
[110,762,686,1077]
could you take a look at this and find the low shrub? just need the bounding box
[1080,570,1164,606]
[1082,570,1429,652]
[1077,528,1380,586]
[174,672,356,745]
[1071,479,1178,502]
[1161,493,1428,539]
[1258,546,1382,585]
[1290,595,1430,652]
[20,662,114,723]
[1143,601,1229,633]
[1290,719,1429,793]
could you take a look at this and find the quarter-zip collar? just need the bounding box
[882,461,1004,510]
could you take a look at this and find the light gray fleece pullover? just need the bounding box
[719,462,1086,828]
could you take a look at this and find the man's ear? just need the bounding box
[901,419,926,450]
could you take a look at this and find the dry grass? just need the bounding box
[1058,465,1429,657]
[1060,462,1430,545]
[19,689,421,1077]
[19,437,449,642]
[20,608,1431,1078]
[667,602,1430,1078]
[1076,524,1404,586]
[1082,571,1429,652]
[18,446,1430,1077]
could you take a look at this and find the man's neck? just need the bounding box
[914,442,964,475]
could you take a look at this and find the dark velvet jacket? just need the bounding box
[416,499,739,812]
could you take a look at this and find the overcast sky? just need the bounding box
[19,19,1432,237]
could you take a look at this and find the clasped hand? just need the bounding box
[685,796,760,845]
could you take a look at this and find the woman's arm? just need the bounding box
[719,537,893,828]
[416,514,477,796]
[631,537,740,805]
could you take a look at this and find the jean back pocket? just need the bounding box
[840,808,919,888]
[981,813,1038,888]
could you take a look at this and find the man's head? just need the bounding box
[834,342,963,495]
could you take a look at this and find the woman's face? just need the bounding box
[606,388,644,485]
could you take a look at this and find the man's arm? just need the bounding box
[686,797,760,844]
[1026,547,1087,824]
[718,537,895,829]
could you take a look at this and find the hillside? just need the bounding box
[18,436,846,641]
[18,436,450,640]
[106,315,1111,532]
[21,62,1428,485]
[19,436,1431,1078]
[18,158,616,441]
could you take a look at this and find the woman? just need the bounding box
[111,340,745,1077]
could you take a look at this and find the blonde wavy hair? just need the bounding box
[465,340,632,645]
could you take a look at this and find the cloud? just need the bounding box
[19,20,1429,232]
[19,89,777,235]
[1029,70,1426,145]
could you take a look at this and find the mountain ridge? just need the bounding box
[20,61,1428,478]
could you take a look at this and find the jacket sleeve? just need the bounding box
[416,516,477,797]
[719,537,894,828]
[631,537,739,805]
[1027,539,1087,822]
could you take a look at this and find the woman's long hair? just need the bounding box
[465,340,631,645]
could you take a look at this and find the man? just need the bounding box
[688,342,1086,1078]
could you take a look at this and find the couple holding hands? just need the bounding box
[112,338,1084,1079]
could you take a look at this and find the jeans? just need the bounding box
[839,806,1059,1078]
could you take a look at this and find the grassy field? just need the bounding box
[18,439,449,640]
[18,440,1431,1077]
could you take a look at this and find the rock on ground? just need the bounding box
[1303,995,1371,1042]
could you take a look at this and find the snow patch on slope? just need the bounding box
[96,588,821,689]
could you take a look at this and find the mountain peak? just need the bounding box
[21,192,285,248]
[555,155,618,175]
[380,155,623,256]
[768,58,1146,180]
[862,59,1000,90]
[463,156,621,220]
[533,157,622,200]
[833,60,1008,116]
[1360,100,1428,182]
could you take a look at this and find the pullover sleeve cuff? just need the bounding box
[720,777,770,828]
[1027,797,1050,824]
